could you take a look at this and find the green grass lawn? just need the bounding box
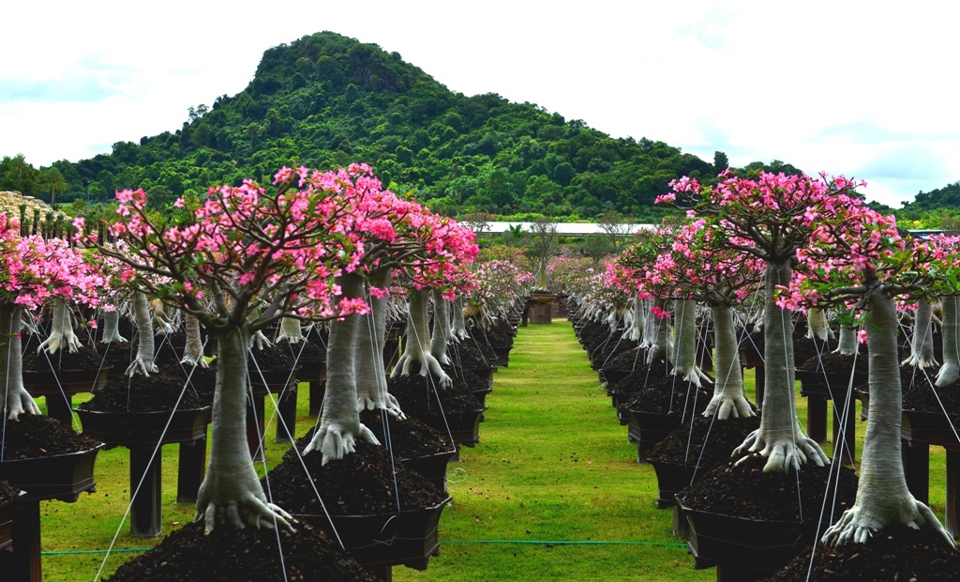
[35,319,949,581]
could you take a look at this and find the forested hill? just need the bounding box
[7,32,802,221]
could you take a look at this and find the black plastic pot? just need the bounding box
[76,406,211,446]
[296,496,451,571]
[0,488,26,551]
[0,446,102,503]
[628,410,681,457]
[902,408,960,447]
[446,408,486,447]
[399,449,457,493]
[677,499,824,579]
[24,367,112,424]
[650,460,693,509]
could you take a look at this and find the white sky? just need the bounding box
[2,0,958,208]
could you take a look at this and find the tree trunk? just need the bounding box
[902,297,936,368]
[196,326,293,533]
[705,305,754,419]
[306,273,379,464]
[623,294,644,342]
[37,298,82,354]
[126,292,158,377]
[646,298,672,365]
[391,289,452,388]
[100,310,128,344]
[806,307,832,342]
[937,295,959,387]
[275,317,305,344]
[734,258,828,472]
[671,299,707,385]
[823,279,952,546]
[451,297,470,341]
[181,313,207,368]
[356,269,404,417]
[429,290,452,365]
[833,324,860,356]
[1,304,40,420]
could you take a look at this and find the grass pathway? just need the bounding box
[396,319,712,581]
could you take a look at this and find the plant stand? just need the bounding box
[76,407,211,537]
[796,371,859,465]
[296,496,451,580]
[901,408,960,535]
[0,446,102,581]
[24,367,111,425]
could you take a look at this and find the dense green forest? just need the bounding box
[0,31,956,226]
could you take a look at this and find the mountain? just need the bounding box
[21,31,720,221]
[13,31,897,223]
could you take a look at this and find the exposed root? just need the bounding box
[304,421,380,465]
[733,428,828,472]
[822,498,955,548]
[704,394,756,420]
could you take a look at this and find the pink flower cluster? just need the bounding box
[0,213,104,310]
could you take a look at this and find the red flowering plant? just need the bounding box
[0,213,104,420]
[647,218,765,415]
[658,170,864,472]
[609,223,681,366]
[89,163,478,531]
[773,196,958,548]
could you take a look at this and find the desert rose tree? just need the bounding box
[644,218,765,418]
[658,172,862,472]
[0,214,103,420]
[778,196,957,547]
[301,176,478,463]
[93,165,378,533]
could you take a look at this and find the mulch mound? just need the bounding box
[0,414,101,459]
[677,453,858,522]
[77,364,214,412]
[268,440,447,516]
[446,338,496,369]
[104,520,378,582]
[0,479,23,504]
[647,414,761,470]
[902,373,960,414]
[762,524,960,581]
[358,410,453,459]
[388,372,485,426]
[22,344,105,371]
[623,375,710,416]
[247,343,300,371]
[797,351,868,382]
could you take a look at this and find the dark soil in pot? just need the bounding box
[446,338,496,369]
[647,414,761,470]
[902,372,960,414]
[388,370,485,426]
[0,414,101,459]
[607,365,672,400]
[602,346,650,377]
[268,440,447,515]
[623,375,710,416]
[474,319,515,350]
[677,453,858,522]
[103,519,378,582]
[358,410,453,459]
[22,343,104,371]
[0,479,21,504]
[247,342,300,371]
[761,523,960,581]
[76,364,215,412]
[797,351,868,381]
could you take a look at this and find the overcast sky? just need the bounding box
[2,1,957,208]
